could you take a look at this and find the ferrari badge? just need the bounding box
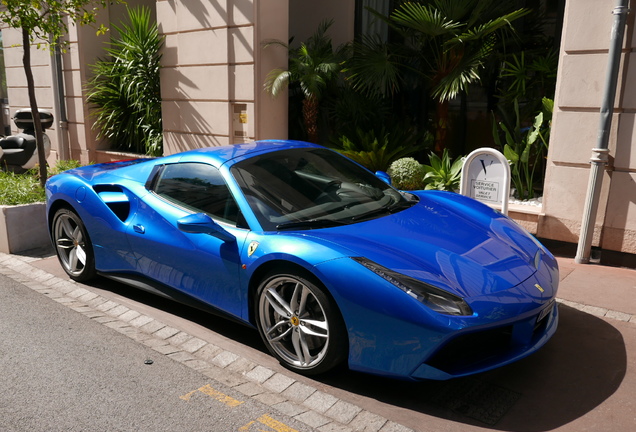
[248,241,259,257]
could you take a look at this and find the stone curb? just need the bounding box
[0,252,414,432]
[3,252,634,432]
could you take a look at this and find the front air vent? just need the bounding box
[94,185,131,222]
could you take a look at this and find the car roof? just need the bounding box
[176,140,325,167]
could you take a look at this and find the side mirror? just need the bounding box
[177,213,235,242]
[375,171,392,185]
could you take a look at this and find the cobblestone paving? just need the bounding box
[3,251,634,432]
[0,252,413,432]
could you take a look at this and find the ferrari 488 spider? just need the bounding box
[45,140,559,380]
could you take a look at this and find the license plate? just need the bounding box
[537,300,555,322]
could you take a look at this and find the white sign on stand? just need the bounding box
[460,147,511,215]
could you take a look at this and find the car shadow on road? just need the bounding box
[85,276,269,354]
[79,274,626,431]
[321,304,627,431]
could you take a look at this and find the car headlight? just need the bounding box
[352,257,473,316]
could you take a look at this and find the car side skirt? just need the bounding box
[99,272,254,328]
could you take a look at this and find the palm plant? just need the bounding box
[346,0,529,151]
[85,6,164,156]
[336,126,431,172]
[264,20,344,143]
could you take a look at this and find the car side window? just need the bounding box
[153,162,240,225]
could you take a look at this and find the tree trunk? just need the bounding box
[22,27,47,188]
[434,99,450,153]
[303,97,319,143]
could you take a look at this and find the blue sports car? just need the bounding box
[45,140,559,380]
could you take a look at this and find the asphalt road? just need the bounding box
[0,272,316,432]
[3,252,636,432]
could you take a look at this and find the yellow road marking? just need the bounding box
[180,384,244,407]
[239,414,299,432]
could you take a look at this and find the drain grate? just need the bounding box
[431,378,521,425]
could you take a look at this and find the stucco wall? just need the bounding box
[157,0,288,155]
[540,0,636,254]
[0,25,58,165]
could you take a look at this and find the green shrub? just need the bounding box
[48,159,82,176]
[0,171,44,205]
[421,149,463,191]
[388,157,425,190]
[85,6,164,156]
[493,98,552,200]
[0,160,83,205]
[335,127,430,172]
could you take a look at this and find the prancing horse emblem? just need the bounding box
[248,241,259,257]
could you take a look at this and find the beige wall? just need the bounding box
[1,3,132,165]
[1,25,58,165]
[2,0,289,163]
[540,0,636,254]
[157,0,288,155]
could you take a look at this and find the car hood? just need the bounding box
[299,193,544,299]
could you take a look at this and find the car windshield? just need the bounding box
[231,148,414,231]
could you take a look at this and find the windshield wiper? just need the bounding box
[351,199,416,222]
[276,219,348,231]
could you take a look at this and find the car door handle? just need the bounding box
[133,224,145,234]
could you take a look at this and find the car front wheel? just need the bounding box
[51,208,96,282]
[255,271,347,375]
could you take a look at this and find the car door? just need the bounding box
[126,162,249,319]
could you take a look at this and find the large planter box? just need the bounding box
[0,203,50,254]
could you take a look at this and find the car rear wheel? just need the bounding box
[255,271,347,375]
[52,208,96,282]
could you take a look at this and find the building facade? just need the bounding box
[541,0,636,258]
[1,0,636,259]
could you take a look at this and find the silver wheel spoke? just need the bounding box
[290,283,302,312]
[292,327,313,366]
[299,319,328,338]
[266,320,292,342]
[297,285,310,315]
[68,248,80,271]
[73,226,83,244]
[60,217,75,239]
[266,287,292,318]
[75,245,87,266]
[56,237,74,249]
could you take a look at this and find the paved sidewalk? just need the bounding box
[2,249,635,432]
[556,257,636,323]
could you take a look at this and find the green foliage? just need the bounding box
[421,149,463,191]
[343,33,407,98]
[0,170,44,205]
[264,19,343,101]
[493,98,552,200]
[388,157,425,190]
[0,160,82,205]
[335,127,431,172]
[387,0,530,102]
[0,0,123,187]
[264,20,345,142]
[85,6,164,156]
[0,1,117,47]
[498,49,558,120]
[48,159,82,176]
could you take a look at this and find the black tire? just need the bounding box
[255,271,347,375]
[51,208,96,282]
